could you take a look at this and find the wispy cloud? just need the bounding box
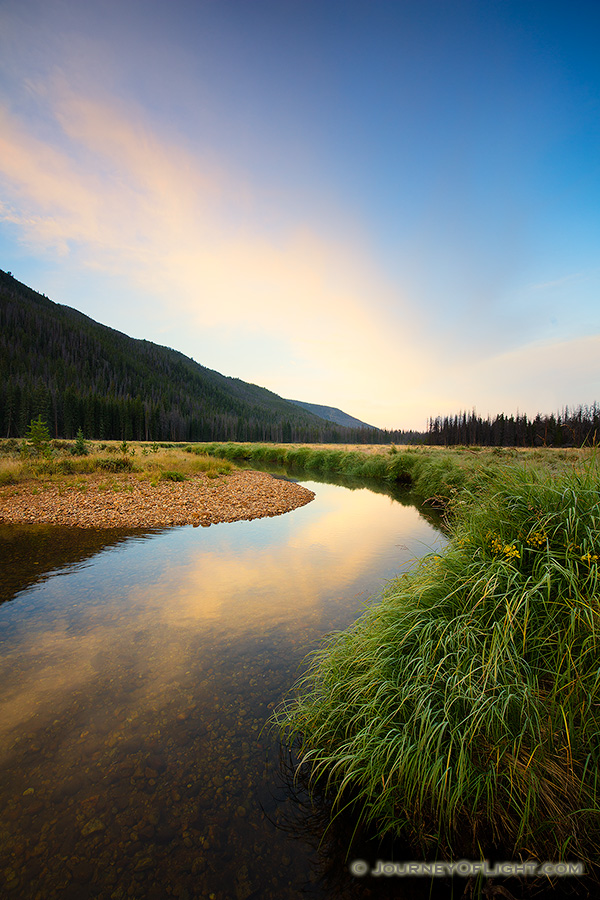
[0,77,428,423]
[531,272,584,291]
[419,332,600,421]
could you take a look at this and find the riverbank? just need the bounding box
[242,444,600,883]
[198,440,593,509]
[0,441,315,527]
[3,436,600,882]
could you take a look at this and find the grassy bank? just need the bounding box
[0,439,234,486]
[199,441,590,510]
[196,441,600,874]
[269,450,600,875]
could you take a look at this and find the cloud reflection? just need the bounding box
[0,485,443,742]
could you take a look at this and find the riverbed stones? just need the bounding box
[0,470,315,528]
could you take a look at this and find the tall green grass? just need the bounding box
[275,460,600,864]
[200,442,484,506]
[201,442,590,514]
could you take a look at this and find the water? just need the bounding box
[0,476,446,899]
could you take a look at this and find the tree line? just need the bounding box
[426,406,600,447]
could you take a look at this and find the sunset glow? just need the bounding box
[1,0,599,429]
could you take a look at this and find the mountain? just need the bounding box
[0,269,388,444]
[285,399,376,430]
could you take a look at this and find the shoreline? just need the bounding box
[0,469,315,528]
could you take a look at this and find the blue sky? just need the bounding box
[1,0,599,430]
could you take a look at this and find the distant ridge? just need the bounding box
[285,399,376,430]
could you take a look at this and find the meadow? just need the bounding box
[0,437,234,487]
[199,440,590,508]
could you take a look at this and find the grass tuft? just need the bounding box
[160,470,186,482]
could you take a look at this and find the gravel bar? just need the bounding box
[0,470,315,528]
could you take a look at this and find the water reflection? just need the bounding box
[0,478,446,899]
[0,524,155,605]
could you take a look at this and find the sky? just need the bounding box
[1,0,599,431]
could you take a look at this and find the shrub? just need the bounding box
[160,470,186,482]
[0,467,18,485]
[96,456,135,473]
[71,427,89,456]
[50,439,71,452]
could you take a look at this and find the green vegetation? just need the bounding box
[3,269,597,450]
[199,441,588,508]
[96,455,136,473]
[427,405,600,447]
[160,470,187,482]
[209,443,600,872]
[72,427,89,456]
[24,414,52,457]
[4,431,598,871]
[0,439,234,485]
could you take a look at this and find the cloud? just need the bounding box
[531,272,584,291]
[480,333,600,410]
[1,52,597,431]
[0,78,427,418]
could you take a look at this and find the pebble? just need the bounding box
[81,818,105,837]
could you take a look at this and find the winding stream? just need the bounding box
[0,473,446,899]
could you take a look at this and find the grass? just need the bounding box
[274,455,600,872]
[159,470,187,482]
[198,441,591,510]
[0,440,235,485]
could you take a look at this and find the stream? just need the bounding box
[0,472,446,899]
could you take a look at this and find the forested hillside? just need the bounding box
[0,269,388,443]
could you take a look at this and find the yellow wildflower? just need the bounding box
[503,544,521,560]
[528,530,547,548]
